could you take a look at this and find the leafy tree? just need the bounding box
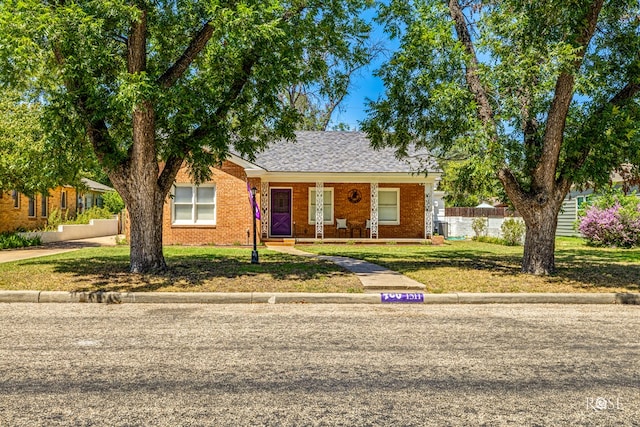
[1,0,373,272]
[439,160,501,207]
[102,190,126,215]
[363,0,640,274]
[0,89,101,195]
[0,91,49,194]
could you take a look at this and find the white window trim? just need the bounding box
[171,184,217,226]
[378,188,400,226]
[308,187,334,225]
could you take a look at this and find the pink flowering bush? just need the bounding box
[578,191,640,248]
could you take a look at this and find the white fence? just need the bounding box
[442,216,516,239]
[19,219,118,244]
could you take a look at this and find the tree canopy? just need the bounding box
[0,0,373,271]
[364,0,640,274]
[0,90,101,195]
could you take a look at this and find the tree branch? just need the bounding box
[158,154,186,196]
[565,80,640,172]
[127,9,147,73]
[157,49,258,190]
[610,81,640,106]
[448,0,496,131]
[157,20,214,89]
[534,0,604,189]
[51,40,122,169]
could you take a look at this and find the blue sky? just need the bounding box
[328,10,397,131]
[328,58,387,130]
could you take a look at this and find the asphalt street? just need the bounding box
[0,303,638,426]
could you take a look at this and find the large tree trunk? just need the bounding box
[109,101,169,273]
[519,201,563,275]
[127,186,167,273]
[114,10,167,273]
[500,169,571,275]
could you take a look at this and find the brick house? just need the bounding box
[164,131,441,245]
[0,178,111,233]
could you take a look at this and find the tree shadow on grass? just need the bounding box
[34,251,357,293]
[347,248,640,292]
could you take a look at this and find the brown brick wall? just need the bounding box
[269,182,425,239]
[379,183,425,239]
[0,187,78,233]
[161,161,259,245]
[136,162,427,245]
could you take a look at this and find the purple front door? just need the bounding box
[270,189,292,236]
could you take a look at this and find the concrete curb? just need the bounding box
[0,290,639,305]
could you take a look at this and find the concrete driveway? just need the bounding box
[0,303,638,426]
[0,235,119,264]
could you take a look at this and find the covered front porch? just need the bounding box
[252,176,438,242]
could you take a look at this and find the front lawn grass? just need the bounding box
[0,246,362,293]
[301,237,640,293]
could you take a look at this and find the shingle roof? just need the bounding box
[81,178,113,193]
[244,131,439,174]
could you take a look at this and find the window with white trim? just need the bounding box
[309,188,334,224]
[378,188,400,225]
[172,184,216,225]
[61,190,67,209]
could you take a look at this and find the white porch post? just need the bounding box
[315,181,324,239]
[370,182,378,239]
[260,181,269,238]
[425,183,434,238]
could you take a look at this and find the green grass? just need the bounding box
[0,246,362,293]
[300,237,640,293]
[2,237,638,294]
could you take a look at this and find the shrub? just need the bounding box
[476,235,506,245]
[45,208,70,230]
[501,218,526,246]
[471,217,487,238]
[0,232,41,250]
[102,190,125,214]
[578,190,640,248]
[72,207,114,224]
[45,206,113,230]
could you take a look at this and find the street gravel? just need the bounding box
[0,303,638,426]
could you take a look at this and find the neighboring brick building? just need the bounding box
[0,187,77,233]
[162,131,441,245]
[0,178,112,234]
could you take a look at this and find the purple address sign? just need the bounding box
[381,293,424,303]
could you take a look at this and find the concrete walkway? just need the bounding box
[266,245,426,293]
[0,235,120,264]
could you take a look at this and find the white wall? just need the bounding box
[19,218,118,243]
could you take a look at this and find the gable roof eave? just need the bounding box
[245,170,440,184]
[226,152,265,173]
